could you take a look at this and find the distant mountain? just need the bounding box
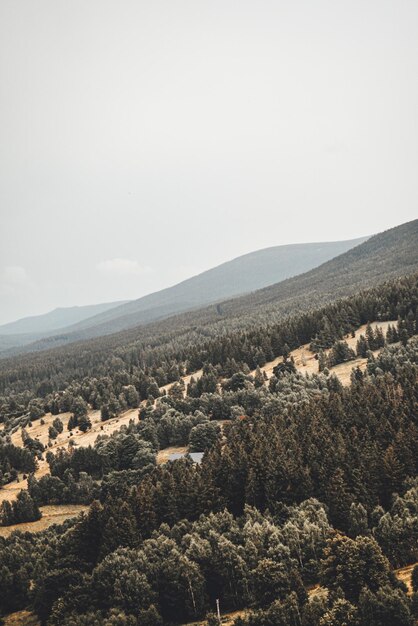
[1,237,366,355]
[0,301,131,336]
[1,220,416,377]
[0,301,130,352]
[62,237,368,335]
[217,218,418,320]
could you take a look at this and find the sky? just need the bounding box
[1,0,417,325]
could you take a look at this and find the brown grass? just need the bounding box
[156,446,188,465]
[3,611,40,626]
[251,320,397,387]
[394,562,417,595]
[0,504,88,538]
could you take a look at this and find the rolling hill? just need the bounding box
[0,301,130,353]
[218,217,418,319]
[1,220,416,367]
[0,301,130,336]
[0,237,366,356]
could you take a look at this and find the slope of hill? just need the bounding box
[218,218,418,319]
[0,301,130,353]
[65,237,367,331]
[0,237,366,357]
[0,220,415,372]
[0,301,131,336]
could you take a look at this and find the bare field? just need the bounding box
[329,356,368,386]
[395,562,417,594]
[0,504,88,538]
[157,446,189,465]
[253,320,397,386]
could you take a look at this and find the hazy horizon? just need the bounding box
[0,232,372,325]
[1,1,418,325]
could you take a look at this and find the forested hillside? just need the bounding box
[0,219,415,417]
[0,221,417,625]
[0,301,130,354]
[0,280,417,625]
[2,0,417,621]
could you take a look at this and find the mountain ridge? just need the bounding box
[217,218,418,318]
[59,238,368,335]
[2,219,417,362]
[0,236,367,355]
[0,300,131,336]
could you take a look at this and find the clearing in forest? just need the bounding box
[0,504,88,538]
[0,323,396,507]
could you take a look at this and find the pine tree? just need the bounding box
[356,335,369,358]
[326,469,352,530]
[78,414,92,433]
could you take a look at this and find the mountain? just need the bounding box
[45,221,418,350]
[0,238,365,352]
[0,219,416,398]
[0,301,131,336]
[0,301,130,352]
[217,218,418,320]
[65,238,369,333]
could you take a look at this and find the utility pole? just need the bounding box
[216,598,221,624]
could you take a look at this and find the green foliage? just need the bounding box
[77,414,92,433]
[412,564,418,592]
[52,417,64,433]
[0,489,41,526]
[48,425,58,440]
[320,535,391,602]
[0,441,36,485]
[189,422,219,451]
[328,340,356,367]
[358,586,414,626]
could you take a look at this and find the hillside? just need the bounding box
[63,237,367,332]
[0,247,417,625]
[0,220,415,372]
[0,301,130,353]
[218,218,418,319]
[1,237,366,357]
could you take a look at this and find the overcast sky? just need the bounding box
[1,0,417,325]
